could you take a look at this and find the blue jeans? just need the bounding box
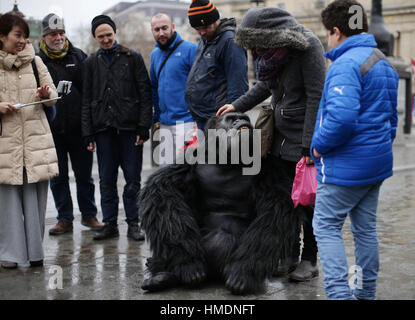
[95,129,143,225]
[312,181,382,300]
[50,134,97,222]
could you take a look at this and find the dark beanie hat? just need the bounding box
[188,0,220,28]
[91,15,116,37]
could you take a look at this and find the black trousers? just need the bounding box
[278,156,318,264]
[95,129,143,225]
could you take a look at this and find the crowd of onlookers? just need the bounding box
[0,0,399,300]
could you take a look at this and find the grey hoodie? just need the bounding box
[232,7,326,162]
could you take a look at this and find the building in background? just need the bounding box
[98,0,197,67]
[215,0,415,87]
[1,1,42,52]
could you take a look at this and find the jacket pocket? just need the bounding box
[279,106,306,123]
[118,97,140,127]
[90,100,106,129]
[119,62,133,81]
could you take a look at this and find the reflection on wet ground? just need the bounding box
[1,127,415,300]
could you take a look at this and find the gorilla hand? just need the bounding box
[172,260,207,287]
[224,262,263,295]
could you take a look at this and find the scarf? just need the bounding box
[158,31,177,51]
[0,43,35,70]
[40,39,69,60]
[253,47,290,81]
[98,42,119,65]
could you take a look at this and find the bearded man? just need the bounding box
[150,13,197,165]
[38,13,103,236]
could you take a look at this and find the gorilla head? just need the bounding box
[205,112,253,133]
[198,113,258,170]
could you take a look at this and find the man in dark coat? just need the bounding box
[82,15,153,241]
[217,6,326,281]
[39,13,103,236]
[185,0,248,132]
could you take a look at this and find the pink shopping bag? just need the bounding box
[291,157,318,208]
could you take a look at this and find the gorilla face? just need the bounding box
[204,113,255,166]
[205,112,253,133]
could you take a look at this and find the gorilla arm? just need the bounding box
[139,164,207,286]
[224,158,299,294]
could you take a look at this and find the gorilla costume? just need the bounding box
[139,112,300,295]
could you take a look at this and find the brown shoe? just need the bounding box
[49,221,73,235]
[81,216,104,231]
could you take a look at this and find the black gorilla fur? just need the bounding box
[140,113,300,295]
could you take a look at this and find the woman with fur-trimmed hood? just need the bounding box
[217,6,326,282]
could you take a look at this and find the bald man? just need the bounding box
[150,13,197,165]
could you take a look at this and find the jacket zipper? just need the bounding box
[319,112,326,183]
[280,138,285,156]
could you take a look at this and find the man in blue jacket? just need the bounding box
[150,13,197,165]
[311,0,399,300]
[185,0,248,132]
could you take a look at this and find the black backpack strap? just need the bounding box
[31,59,40,87]
[157,40,184,79]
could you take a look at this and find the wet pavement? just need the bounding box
[1,121,415,301]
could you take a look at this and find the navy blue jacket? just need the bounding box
[185,18,248,122]
[311,34,399,186]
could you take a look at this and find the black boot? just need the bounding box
[127,223,145,241]
[142,271,179,292]
[288,260,319,282]
[273,257,299,277]
[93,223,119,240]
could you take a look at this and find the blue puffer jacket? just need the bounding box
[311,33,398,186]
[150,32,197,125]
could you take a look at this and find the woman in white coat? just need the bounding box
[0,14,58,269]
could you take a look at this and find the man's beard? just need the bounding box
[49,41,65,51]
[157,31,177,50]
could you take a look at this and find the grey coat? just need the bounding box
[232,7,326,162]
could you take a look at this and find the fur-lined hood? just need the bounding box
[235,7,309,51]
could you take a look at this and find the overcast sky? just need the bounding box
[0,0,138,36]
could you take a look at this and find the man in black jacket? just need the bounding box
[82,15,153,241]
[39,13,103,236]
